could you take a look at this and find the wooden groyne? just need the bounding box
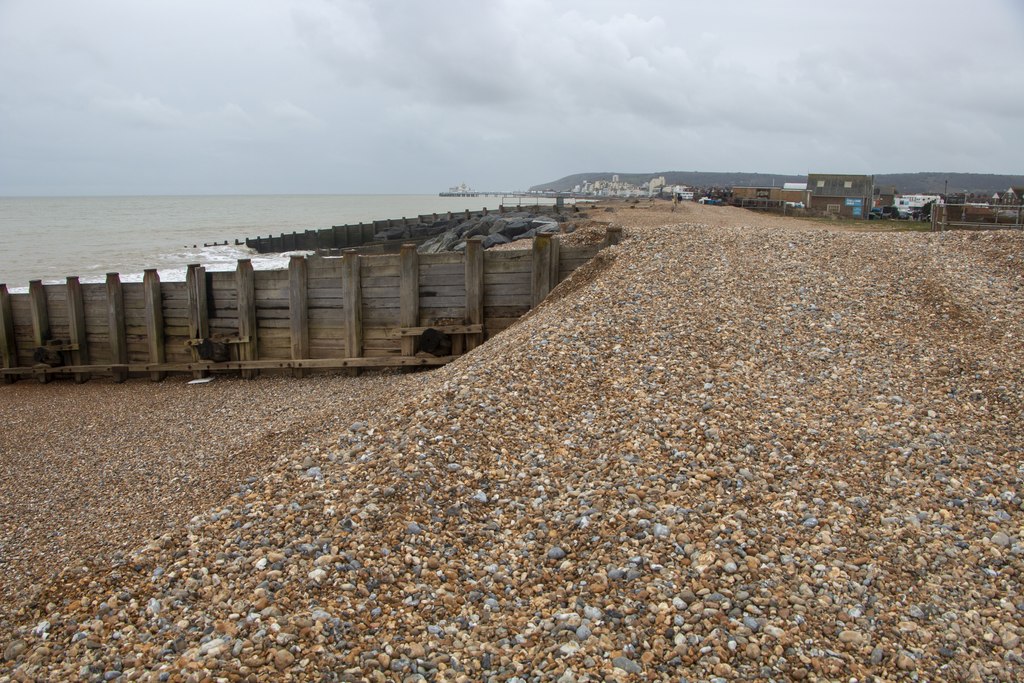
[244,204,562,254]
[0,228,621,383]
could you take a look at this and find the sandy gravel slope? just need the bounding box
[2,202,1022,682]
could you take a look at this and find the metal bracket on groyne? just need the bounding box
[0,228,621,383]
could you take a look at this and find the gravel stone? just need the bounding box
[2,202,1023,681]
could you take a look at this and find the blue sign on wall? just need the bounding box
[845,197,863,217]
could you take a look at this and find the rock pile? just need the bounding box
[416,212,570,253]
[2,203,1023,681]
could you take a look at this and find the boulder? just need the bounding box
[482,233,511,249]
[373,225,408,241]
[494,219,531,239]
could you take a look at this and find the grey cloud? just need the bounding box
[1,0,1021,195]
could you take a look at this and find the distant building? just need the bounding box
[999,187,1024,205]
[894,194,943,218]
[731,185,809,205]
[807,173,874,218]
[875,186,898,208]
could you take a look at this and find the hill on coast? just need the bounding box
[532,171,1024,195]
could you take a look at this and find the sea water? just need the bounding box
[0,194,538,291]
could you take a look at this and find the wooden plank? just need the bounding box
[360,261,401,278]
[482,283,531,296]
[418,307,472,320]
[0,353,459,377]
[465,237,484,351]
[484,272,531,286]
[420,252,465,266]
[236,259,258,379]
[28,281,51,383]
[560,245,602,260]
[532,233,553,308]
[400,244,419,357]
[419,295,471,308]
[186,264,210,379]
[484,294,532,307]
[549,235,561,294]
[9,295,33,368]
[254,269,289,285]
[484,249,532,260]
[343,251,363,367]
[255,308,291,320]
[362,286,402,299]
[483,259,533,275]
[419,263,465,277]
[361,275,401,289]
[387,324,483,338]
[0,284,16,383]
[105,273,128,382]
[418,284,466,297]
[289,255,309,378]
[143,269,166,381]
[605,225,623,246]
[28,281,50,347]
[66,276,90,383]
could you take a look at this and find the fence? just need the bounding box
[933,203,1024,231]
[0,229,621,383]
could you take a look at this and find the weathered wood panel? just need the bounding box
[10,294,34,368]
[237,260,258,379]
[161,281,191,363]
[66,277,90,383]
[0,285,16,382]
[1,229,608,383]
[106,273,128,381]
[143,270,165,381]
[399,244,419,357]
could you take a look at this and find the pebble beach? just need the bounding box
[1,202,1022,681]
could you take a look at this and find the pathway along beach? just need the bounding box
[1,202,1023,681]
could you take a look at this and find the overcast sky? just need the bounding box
[1,0,1021,196]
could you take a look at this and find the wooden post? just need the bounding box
[236,259,258,380]
[465,237,484,351]
[106,273,128,383]
[549,234,561,289]
[605,226,623,247]
[66,276,90,383]
[0,284,17,383]
[143,269,166,381]
[531,233,553,308]
[28,280,51,383]
[399,244,419,357]
[343,250,363,371]
[288,255,309,378]
[186,264,209,379]
[29,280,49,348]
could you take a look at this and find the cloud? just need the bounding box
[1,0,1022,195]
[89,91,184,129]
[268,100,321,127]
